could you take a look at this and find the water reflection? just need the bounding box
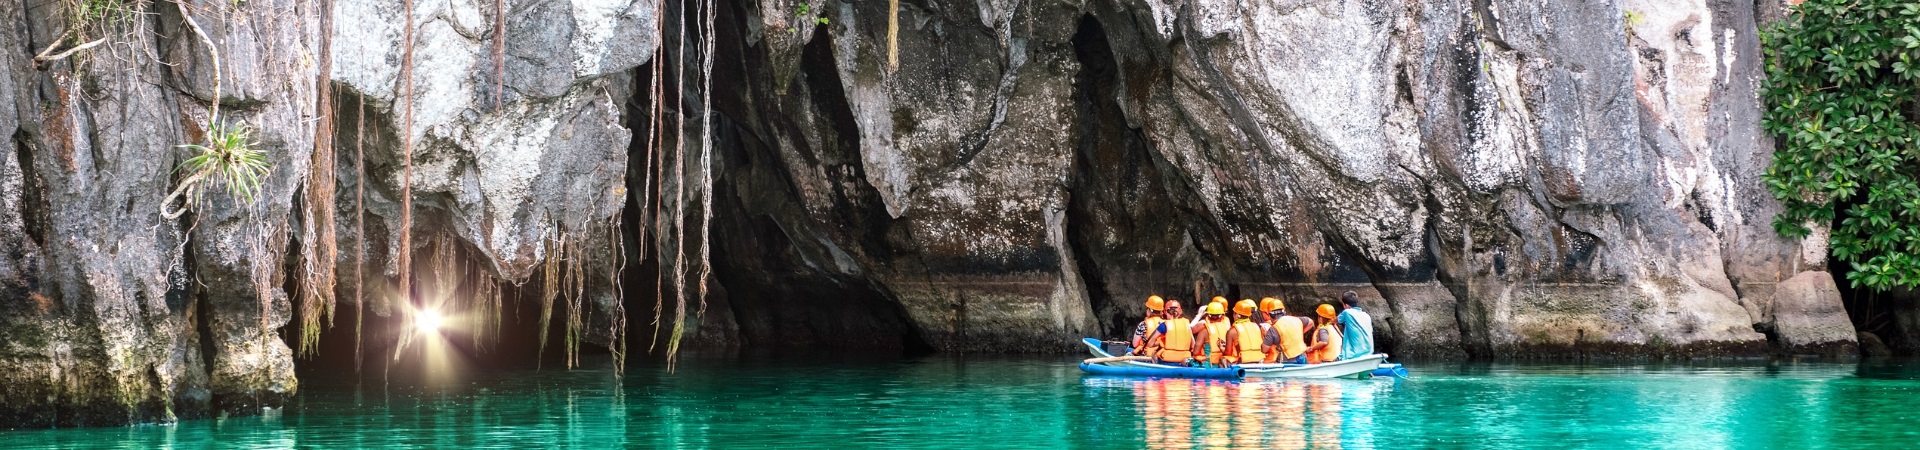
[1120,376,1383,448]
[3,358,1919,449]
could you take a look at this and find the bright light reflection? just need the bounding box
[416,308,443,334]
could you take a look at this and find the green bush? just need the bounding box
[1760,0,1920,290]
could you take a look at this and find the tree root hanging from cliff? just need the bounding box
[297,0,340,358]
[353,92,367,376]
[888,0,899,72]
[397,0,418,338]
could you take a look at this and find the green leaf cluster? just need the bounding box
[176,121,270,207]
[1761,0,1920,290]
[792,2,828,36]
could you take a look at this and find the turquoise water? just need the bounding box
[3,355,1917,448]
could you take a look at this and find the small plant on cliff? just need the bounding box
[160,122,270,218]
[35,0,142,64]
[790,3,828,35]
[1760,0,1920,290]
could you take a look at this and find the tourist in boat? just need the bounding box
[1222,300,1266,365]
[1261,298,1309,364]
[1194,296,1228,322]
[1255,298,1280,362]
[1132,295,1166,355]
[1146,300,1202,365]
[1305,304,1344,364]
[1336,291,1375,359]
[1196,302,1231,366]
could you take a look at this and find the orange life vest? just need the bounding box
[1274,316,1307,360]
[1203,319,1230,365]
[1225,320,1263,365]
[1308,322,1343,364]
[1156,317,1193,363]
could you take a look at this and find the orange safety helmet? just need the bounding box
[1317,303,1337,319]
[1145,295,1166,311]
[1233,299,1256,316]
[1259,297,1282,313]
[1211,296,1228,306]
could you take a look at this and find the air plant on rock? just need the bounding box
[160,121,270,219]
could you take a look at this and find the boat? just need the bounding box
[1078,338,1407,379]
[1078,361,1246,379]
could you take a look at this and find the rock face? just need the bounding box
[0,0,1866,429]
[0,0,649,428]
[1760,272,1855,355]
[686,0,1852,357]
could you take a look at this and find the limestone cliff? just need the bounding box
[690,0,1855,358]
[0,0,1865,429]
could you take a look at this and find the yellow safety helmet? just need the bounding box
[1206,302,1225,316]
[1259,297,1282,313]
[1317,303,1337,319]
[1233,299,1256,316]
[1145,295,1166,311]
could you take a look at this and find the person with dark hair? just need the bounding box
[1305,304,1343,364]
[1132,296,1166,355]
[1336,290,1374,359]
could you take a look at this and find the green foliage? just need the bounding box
[1760,0,1920,290]
[792,3,828,36]
[63,0,140,39]
[176,122,270,207]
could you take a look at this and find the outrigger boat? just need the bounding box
[1078,338,1408,379]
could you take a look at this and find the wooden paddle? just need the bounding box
[1084,355,1151,364]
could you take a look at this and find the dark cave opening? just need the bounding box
[613,0,932,356]
[1064,13,1190,339]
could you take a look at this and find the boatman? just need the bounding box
[1222,300,1267,366]
[1132,295,1166,355]
[1337,291,1375,359]
[1305,304,1343,364]
[1262,298,1308,364]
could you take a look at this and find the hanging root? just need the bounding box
[887,0,899,72]
[353,92,367,376]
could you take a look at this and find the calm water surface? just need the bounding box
[3,355,1917,448]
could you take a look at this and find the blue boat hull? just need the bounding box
[1079,362,1245,379]
[1371,363,1409,378]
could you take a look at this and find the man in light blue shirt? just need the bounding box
[1336,291,1374,359]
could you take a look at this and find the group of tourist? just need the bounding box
[1130,291,1374,367]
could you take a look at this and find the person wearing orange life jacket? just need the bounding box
[1222,300,1267,366]
[1255,298,1279,363]
[1132,295,1167,355]
[1262,298,1309,364]
[1194,296,1229,322]
[1305,303,1344,364]
[1146,300,1205,365]
[1193,302,1232,366]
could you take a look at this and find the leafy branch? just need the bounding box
[1760,0,1920,290]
